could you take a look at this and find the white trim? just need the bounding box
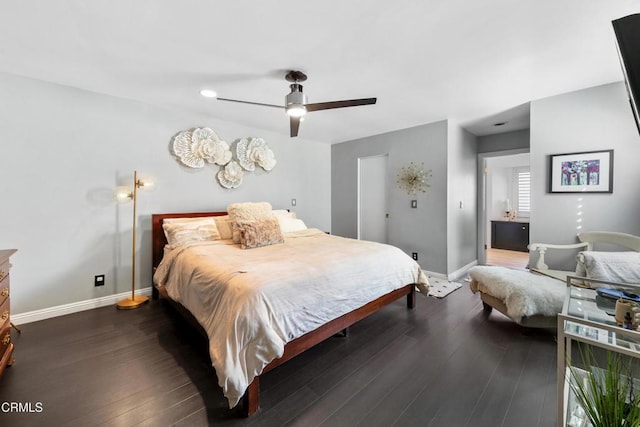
[423,270,448,280]
[423,260,477,281]
[11,287,153,325]
[447,259,478,281]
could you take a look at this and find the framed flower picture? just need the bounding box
[549,149,613,193]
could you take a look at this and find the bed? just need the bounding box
[151,209,429,416]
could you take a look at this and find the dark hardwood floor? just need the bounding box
[0,286,557,426]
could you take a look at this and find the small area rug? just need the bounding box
[427,276,463,298]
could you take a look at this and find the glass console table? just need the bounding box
[557,277,640,426]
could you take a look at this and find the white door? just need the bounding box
[358,154,388,243]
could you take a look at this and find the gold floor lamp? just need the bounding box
[115,170,154,310]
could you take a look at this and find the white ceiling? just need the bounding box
[1,1,638,143]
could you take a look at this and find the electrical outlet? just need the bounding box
[412,252,418,261]
[94,274,105,287]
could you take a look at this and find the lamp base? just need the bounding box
[116,295,149,310]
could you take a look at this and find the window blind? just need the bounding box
[516,169,531,214]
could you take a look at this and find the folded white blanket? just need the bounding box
[469,266,565,321]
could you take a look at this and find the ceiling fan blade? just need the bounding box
[217,97,284,109]
[305,97,377,112]
[290,116,300,137]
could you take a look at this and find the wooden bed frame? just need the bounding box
[151,211,416,416]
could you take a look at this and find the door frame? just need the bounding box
[477,148,529,265]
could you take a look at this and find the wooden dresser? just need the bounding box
[0,249,17,378]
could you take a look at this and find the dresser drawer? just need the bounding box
[0,258,10,283]
[0,296,8,331]
[0,322,10,359]
[0,275,8,308]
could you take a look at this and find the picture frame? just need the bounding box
[549,149,613,193]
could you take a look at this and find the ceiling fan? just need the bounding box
[215,70,377,137]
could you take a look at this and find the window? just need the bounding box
[514,167,530,217]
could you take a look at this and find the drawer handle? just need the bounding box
[0,288,7,297]
[2,333,9,345]
[1,311,7,321]
[0,270,5,280]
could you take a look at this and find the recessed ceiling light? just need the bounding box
[200,89,218,98]
[493,122,508,127]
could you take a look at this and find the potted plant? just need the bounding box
[568,347,640,426]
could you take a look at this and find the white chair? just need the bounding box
[529,231,640,281]
[469,231,640,328]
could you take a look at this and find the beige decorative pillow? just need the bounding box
[236,217,284,249]
[227,202,273,243]
[213,215,234,240]
[162,218,220,248]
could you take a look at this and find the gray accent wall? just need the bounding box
[530,82,640,269]
[331,120,478,276]
[0,73,331,314]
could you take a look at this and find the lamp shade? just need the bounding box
[114,186,133,203]
[137,176,155,191]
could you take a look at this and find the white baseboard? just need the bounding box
[423,270,448,280]
[423,260,478,282]
[448,260,477,280]
[11,287,153,325]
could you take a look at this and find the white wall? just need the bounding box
[0,73,331,315]
[530,81,640,269]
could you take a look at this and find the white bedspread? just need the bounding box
[153,228,428,408]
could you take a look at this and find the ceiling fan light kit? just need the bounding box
[213,70,377,137]
[285,84,307,117]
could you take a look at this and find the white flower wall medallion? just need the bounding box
[237,137,277,171]
[172,128,232,168]
[397,162,432,195]
[217,160,244,189]
[170,128,276,190]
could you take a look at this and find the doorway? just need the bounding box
[477,150,530,268]
[358,154,388,243]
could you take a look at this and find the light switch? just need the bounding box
[291,198,297,206]
[459,201,464,209]
[411,200,417,208]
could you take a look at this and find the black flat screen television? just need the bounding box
[612,13,640,136]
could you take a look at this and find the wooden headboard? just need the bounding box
[151,211,228,272]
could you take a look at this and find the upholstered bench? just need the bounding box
[469,266,563,328]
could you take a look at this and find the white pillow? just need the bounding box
[277,217,307,233]
[273,209,297,219]
[162,218,220,248]
[582,251,640,285]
